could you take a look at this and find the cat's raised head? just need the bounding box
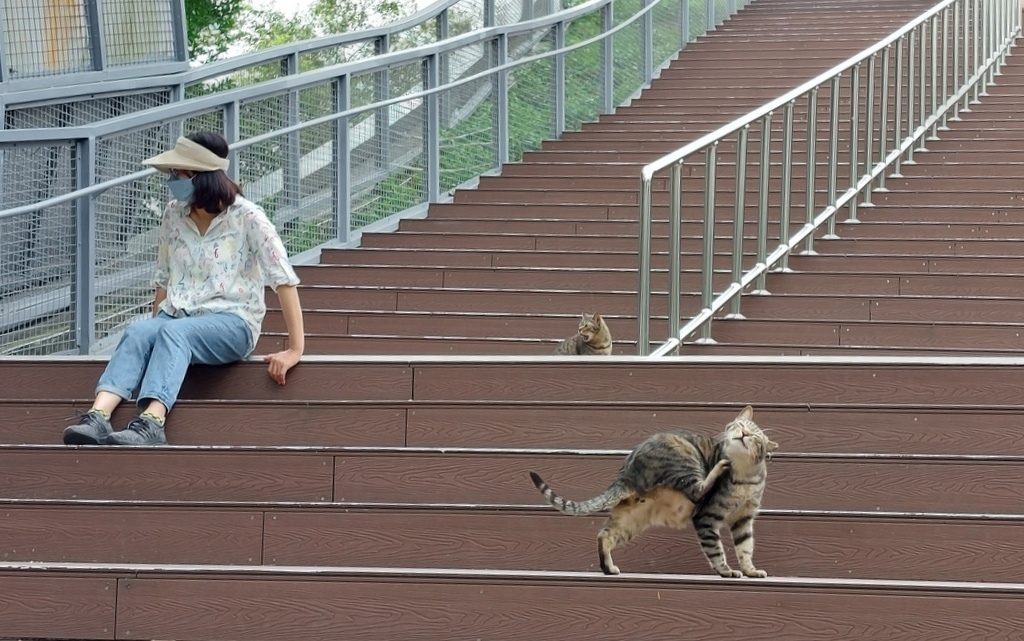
[577,312,605,341]
[719,405,778,464]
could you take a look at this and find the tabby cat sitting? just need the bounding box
[553,312,612,355]
[530,405,777,577]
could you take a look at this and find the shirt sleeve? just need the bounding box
[242,202,301,292]
[152,203,173,290]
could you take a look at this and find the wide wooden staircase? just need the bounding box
[5,0,1024,638]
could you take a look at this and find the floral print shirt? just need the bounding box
[153,195,301,352]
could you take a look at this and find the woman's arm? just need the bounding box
[152,287,167,317]
[263,284,304,385]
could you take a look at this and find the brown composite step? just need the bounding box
[9,398,1024,454]
[4,564,1023,641]
[0,444,1021,513]
[1,499,1021,582]
[11,356,1024,406]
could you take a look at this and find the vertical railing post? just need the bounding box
[951,0,962,121]
[83,0,107,72]
[374,35,392,180]
[803,87,819,252]
[826,75,841,238]
[641,0,653,85]
[776,101,794,271]
[554,21,566,138]
[729,126,748,318]
[926,12,937,141]
[224,101,240,183]
[333,75,351,244]
[970,0,981,104]
[752,111,772,293]
[916,22,928,151]
[283,53,302,215]
[437,10,450,128]
[681,0,691,47]
[847,62,861,223]
[495,34,509,165]
[981,0,992,91]
[425,53,441,204]
[170,0,189,63]
[706,0,716,31]
[877,48,891,193]
[602,4,614,113]
[636,173,654,355]
[893,37,905,177]
[939,6,950,131]
[0,7,8,84]
[906,27,917,164]
[483,0,496,26]
[698,144,718,343]
[74,137,97,355]
[668,163,682,348]
[862,55,876,207]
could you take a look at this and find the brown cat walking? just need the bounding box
[553,312,612,355]
[529,406,778,577]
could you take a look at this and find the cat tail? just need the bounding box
[529,471,629,516]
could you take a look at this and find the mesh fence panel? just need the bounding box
[439,41,497,193]
[612,17,643,107]
[564,15,604,132]
[184,61,289,99]
[0,142,78,355]
[506,28,555,163]
[91,174,164,348]
[689,0,708,40]
[652,0,683,68]
[349,81,427,230]
[101,0,176,66]
[447,0,486,35]
[3,91,173,130]
[298,41,377,73]
[184,109,226,139]
[1,0,93,79]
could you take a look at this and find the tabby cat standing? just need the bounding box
[531,406,777,577]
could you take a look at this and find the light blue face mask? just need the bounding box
[167,175,195,203]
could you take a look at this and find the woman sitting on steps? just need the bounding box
[63,131,306,446]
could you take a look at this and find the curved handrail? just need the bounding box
[0,0,611,144]
[636,0,1023,356]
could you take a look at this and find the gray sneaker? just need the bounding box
[63,410,114,445]
[106,415,167,446]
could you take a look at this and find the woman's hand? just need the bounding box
[263,348,301,385]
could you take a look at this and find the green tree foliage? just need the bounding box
[184,0,247,62]
[240,0,411,54]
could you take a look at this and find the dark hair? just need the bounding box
[188,131,242,214]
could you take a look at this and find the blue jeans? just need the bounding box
[96,311,253,412]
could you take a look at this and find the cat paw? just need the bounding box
[711,459,731,476]
[743,569,768,578]
[602,564,621,576]
[717,568,742,578]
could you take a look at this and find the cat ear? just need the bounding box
[737,405,754,421]
[768,440,779,451]
[592,312,602,322]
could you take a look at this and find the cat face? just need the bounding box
[577,312,602,341]
[720,405,779,463]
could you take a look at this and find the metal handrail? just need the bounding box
[0,0,615,145]
[0,0,496,102]
[636,0,1022,356]
[0,0,658,220]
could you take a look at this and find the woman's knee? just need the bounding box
[118,317,165,348]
